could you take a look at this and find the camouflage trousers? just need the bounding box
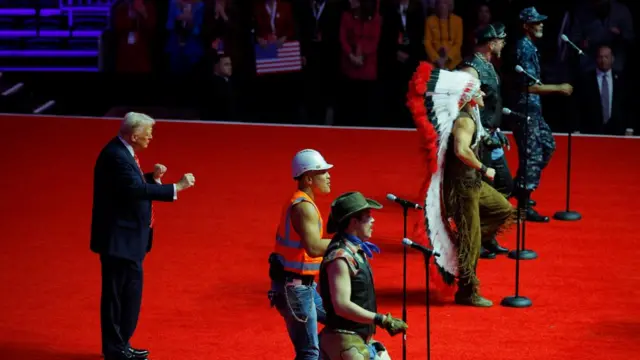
[511,113,555,191]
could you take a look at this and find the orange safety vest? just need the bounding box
[273,190,324,276]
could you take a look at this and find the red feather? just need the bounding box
[406,61,457,298]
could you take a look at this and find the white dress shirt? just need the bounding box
[596,69,613,122]
[119,136,177,199]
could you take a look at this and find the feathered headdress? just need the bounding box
[406,61,483,291]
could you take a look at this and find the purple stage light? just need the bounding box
[0,9,37,16]
[0,67,99,72]
[0,50,98,57]
[0,30,101,38]
[0,7,110,16]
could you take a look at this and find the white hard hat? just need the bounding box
[291,149,333,178]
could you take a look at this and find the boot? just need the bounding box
[526,207,549,222]
[480,247,496,259]
[454,278,493,307]
[484,237,509,255]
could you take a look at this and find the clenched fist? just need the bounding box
[153,164,167,181]
[176,173,195,191]
[377,313,408,337]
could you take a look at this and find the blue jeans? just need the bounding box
[271,281,327,360]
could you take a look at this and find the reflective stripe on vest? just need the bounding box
[273,191,323,275]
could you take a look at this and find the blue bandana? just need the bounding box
[344,234,380,259]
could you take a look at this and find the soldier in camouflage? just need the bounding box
[511,7,573,222]
[459,22,510,259]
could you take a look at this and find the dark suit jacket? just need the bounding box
[575,70,628,135]
[379,0,425,79]
[90,137,175,262]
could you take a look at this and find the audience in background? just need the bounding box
[113,0,157,73]
[335,0,381,126]
[201,53,237,121]
[424,0,462,70]
[575,44,629,135]
[569,0,634,74]
[296,0,343,125]
[165,0,205,73]
[107,0,635,135]
[379,0,425,127]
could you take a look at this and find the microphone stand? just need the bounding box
[502,72,533,308]
[401,205,408,360]
[553,42,583,222]
[421,251,434,360]
[508,77,537,261]
[388,195,422,360]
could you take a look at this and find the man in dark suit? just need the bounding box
[576,44,629,135]
[91,112,196,360]
[379,0,425,127]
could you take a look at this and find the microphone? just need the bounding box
[515,65,542,85]
[402,238,440,257]
[502,107,531,120]
[560,34,584,56]
[387,194,423,210]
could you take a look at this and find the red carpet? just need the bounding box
[0,114,638,360]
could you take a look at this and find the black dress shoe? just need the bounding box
[526,208,549,222]
[528,199,536,207]
[128,347,149,359]
[485,239,509,254]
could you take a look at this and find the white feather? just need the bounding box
[422,69,484,278]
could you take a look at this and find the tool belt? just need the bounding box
[268,252,314,286]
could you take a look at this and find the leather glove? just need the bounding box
[482,134,502,149]
[375,313,408,336]
[496,131,510,150]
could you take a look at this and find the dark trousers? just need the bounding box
[480,151,514,197]
[511,114,556,191]
[100,255,144,356]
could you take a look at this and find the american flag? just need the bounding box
[254,41,302,75]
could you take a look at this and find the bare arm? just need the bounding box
[327,258,378,324]
[290,202,330,257]
[453,116,484,171]
[528,83,562,95]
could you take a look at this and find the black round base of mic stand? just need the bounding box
[508,180,538,261]
[501,190,532,308]
[554,44,583,222]
[501,294,532,308]
[507,249,538,260]
[508,80,537,262]
[553,210,582,221]
[503,73,533,307]
[553,130,582,221]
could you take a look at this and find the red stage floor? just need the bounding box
[0,114,638,360]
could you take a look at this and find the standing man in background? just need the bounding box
[91,112,196,360]
[268,149,333,360]
[511,7,573,222]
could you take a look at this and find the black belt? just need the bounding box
[283,271,314,286]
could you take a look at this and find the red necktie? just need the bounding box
[134,153,155,228]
